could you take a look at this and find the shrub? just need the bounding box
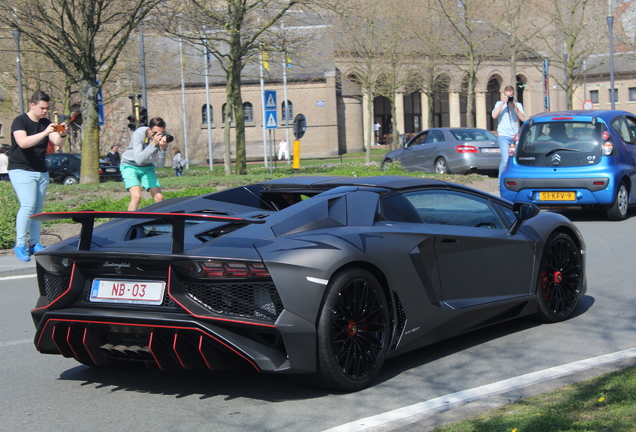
[0,182,19,249]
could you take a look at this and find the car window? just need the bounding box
[425,130,445,144]
[611,116,633,143]
[396,190,505,228]
[624,116,636,145]
[380,194,421,223]
[450,130,497,141]
[516,120,603,167]
[408,132,428,147]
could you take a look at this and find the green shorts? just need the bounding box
[121,164,161,190]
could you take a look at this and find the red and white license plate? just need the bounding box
[90,279,166,305]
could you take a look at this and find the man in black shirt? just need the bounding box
[104,145,121,165]
[9,91,68,262]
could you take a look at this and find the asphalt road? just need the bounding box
[1,210,635,432]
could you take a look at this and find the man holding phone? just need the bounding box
[9,90,68,261]
[492,85,525,181]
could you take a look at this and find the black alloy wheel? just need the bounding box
[536,233,583,322]
[317,268,390,392]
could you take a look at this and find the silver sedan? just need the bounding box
[381,127,501,176]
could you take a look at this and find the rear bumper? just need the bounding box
[501,177,614,206]
[32,306,317,374]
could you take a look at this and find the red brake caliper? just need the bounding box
[347,320,358,338]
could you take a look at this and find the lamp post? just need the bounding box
[607,0,615,110]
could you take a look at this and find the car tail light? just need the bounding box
[602,141,614,156]
[174,260,270,279]
[38,255,74,273]
[455,145,478,153]
[508,143,516,157]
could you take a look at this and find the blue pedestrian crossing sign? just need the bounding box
[264,90,277,109]
[266,111,278,129]
[264,90,277,129]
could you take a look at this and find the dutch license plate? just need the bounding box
[539,191,576,201]
[90,279,166,305]
[481,147,500,153]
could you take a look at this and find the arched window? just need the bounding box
[281,100,293,122]
[243,102,253,122]
[222,103,234,123]
[201,104,213,124]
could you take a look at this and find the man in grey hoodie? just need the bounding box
[120,117,170,211]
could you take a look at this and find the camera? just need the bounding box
[160,131,174,143]
[52,124,65,133]
[507,96,514,103]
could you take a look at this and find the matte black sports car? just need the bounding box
[30,176,586,391]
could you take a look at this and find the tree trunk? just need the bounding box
[223,100,233,175]
[391,101,399,151]
[231,88,246,175]
[79,78,100,184]
[366,88,373,164]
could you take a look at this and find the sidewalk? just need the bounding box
[0,253,37,276]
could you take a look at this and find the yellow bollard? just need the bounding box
[293,140,301,172]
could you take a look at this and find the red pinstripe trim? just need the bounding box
[166,267,276,328]
[37,318,260,371]
[32,262,77,311]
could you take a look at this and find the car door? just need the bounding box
[622,115,636,204]
[45,154,64,182]
[400,189,536,307]
[401,131,429,170]
[417,130,445,171]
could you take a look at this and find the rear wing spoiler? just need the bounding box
[31,211,265,253]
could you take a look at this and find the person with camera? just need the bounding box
[120,117,173,211]
[492,85,525,181]
[9,90,68,261]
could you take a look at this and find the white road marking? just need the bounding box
[324,347,636,432]
[0,339,32,348]
[0,274,36,281]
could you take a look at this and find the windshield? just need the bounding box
[515,120,604,167]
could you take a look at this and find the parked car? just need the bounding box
[45,153,122,185]
[30,176,586,391]
[500,110,636,220]
[381,127,500,176]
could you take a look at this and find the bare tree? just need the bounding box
[0,0,163,183]
[434,0,503,127]
[158,0,306,175]
[529,0,607,109]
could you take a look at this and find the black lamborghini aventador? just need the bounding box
[30,176,586,391]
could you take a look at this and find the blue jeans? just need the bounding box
[8,169,49,246]
[498,135,514,179]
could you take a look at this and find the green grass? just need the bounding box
[433,366,636,432]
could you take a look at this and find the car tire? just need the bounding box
[316,268,390,392]
[536,233,583,323]
[607,181,629,221]
[63,175,79,185]
[381,159,392,171]
[435,157,450,174]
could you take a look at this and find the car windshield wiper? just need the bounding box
[545,148,579,157]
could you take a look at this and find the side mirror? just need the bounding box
[508,203,540,235]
